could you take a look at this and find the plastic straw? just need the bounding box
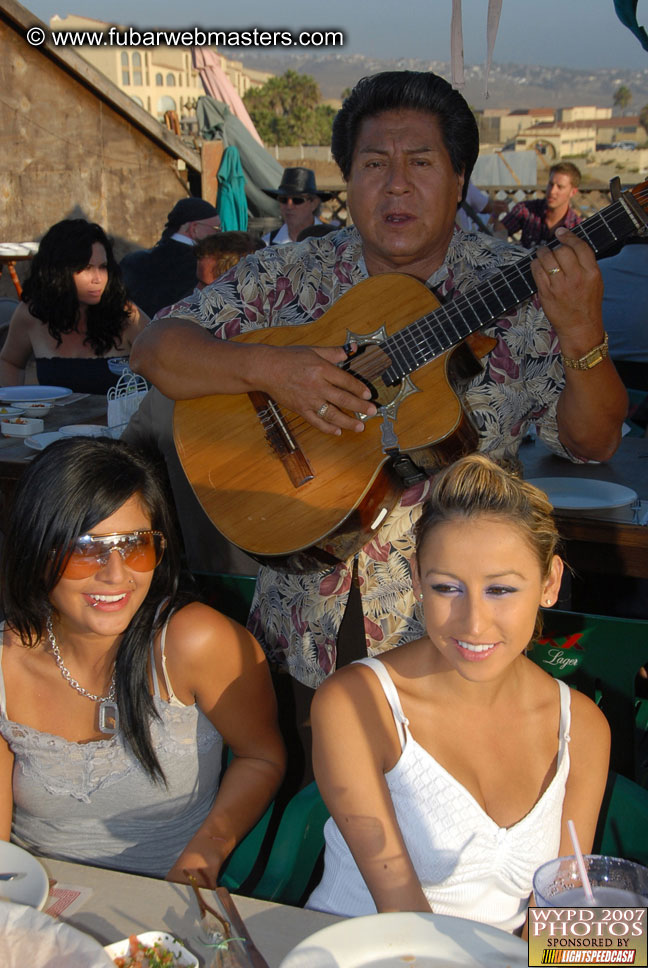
[567,819,595,903]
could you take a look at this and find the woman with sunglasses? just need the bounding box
[0,437,285,885]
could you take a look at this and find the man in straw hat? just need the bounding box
[261,167,333,245]
[132,72,625,782]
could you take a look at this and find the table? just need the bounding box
[0,246,37,298]
[43,857,340,967]
[520,435,648,582]
[0,394,109,530]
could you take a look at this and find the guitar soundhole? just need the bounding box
[344,343,401,410]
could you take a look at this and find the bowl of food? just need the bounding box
[104,932,198,967]
[19,402,53,418]
[1,417,44,437]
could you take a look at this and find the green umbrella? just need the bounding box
[216,145,248,231]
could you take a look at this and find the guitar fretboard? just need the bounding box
[381,193,643,385]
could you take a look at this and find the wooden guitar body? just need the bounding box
[174,274,479,570]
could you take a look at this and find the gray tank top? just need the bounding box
[0,620,223,877]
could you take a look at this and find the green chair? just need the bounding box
[191,572,257,625]
[219,801,274,893]
[251,780,330,906]
[595,771,648,866]
[529,610,648,782]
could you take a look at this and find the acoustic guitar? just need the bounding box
[174,180,648,571]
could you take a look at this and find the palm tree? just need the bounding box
[613,85,632,116]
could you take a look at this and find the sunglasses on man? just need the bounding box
[278,196,313,206]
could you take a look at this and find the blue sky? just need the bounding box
[26,0,648,70]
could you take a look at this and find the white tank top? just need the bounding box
[308,657,571,932]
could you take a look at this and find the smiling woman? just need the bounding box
[0,437,285,885]
[307,454,611,932]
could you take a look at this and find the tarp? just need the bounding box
[471,150,537,187]
[197,97,284,218]
[216,145,248,231]
[192,47,263,144]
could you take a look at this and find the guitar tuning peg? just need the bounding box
[609,176,622,201]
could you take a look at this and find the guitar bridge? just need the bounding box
[248,391,314,488]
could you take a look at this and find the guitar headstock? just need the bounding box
[624,179,648,229]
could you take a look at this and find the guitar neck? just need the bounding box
[381,191,645,385]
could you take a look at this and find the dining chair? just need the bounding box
[594,771,648,867]
[191,571,257,626]
[250,780,330,906]
[530,609,648,783]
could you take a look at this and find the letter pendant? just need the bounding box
[98,700,120,735]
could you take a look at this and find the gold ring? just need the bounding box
[317,403,329,418]
[548,266,561,276]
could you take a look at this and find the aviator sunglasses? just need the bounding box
[61,530,166,579]
[278,195,312,206]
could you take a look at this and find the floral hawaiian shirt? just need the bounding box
[164,226,576,688]
[501,198,582,250]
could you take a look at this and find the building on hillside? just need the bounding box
[50,14,272,123]
[512,121,596,159]
[479,108,555,144]
[557,106,612,122]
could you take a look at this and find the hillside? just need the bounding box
[232,50,648,111]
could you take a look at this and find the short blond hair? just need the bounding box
[415,454,560,580]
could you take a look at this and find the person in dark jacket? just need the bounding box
[120,198,221,317]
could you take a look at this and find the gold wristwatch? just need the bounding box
[561,332,609,370]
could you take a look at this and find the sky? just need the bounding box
[24,0,648,71]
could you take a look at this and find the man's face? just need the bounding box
[346,109,464,280]
[184,216,221,242]
[278,194,320,237]
[545,172,577,213]
[196,255,221,289]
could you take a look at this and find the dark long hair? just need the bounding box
[21,219,130,355]
[332,70,479,202]
[0,437,190,782]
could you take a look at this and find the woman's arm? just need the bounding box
[163,603,286,888]
[311,666,431,913]
[557,688,611,856]
[0,735,15,841]
[0,303,36,386]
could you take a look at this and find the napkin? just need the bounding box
[0,900,113,967]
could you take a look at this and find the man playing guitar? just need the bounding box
[131,71,626,783]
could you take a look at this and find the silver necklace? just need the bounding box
[46,617,120,735]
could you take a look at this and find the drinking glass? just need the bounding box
[533,854,648,907]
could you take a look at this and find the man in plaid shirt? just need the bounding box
[502,162,582,249]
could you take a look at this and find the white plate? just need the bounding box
[0,842,49,909]
[60,424,110,438]
[280,912,528,968]
[0,406,26,416]
[104,931,198,966]
[528,477,638,512]
[0,386,73,403]
[24,431,66,450]
[0,900,113,967]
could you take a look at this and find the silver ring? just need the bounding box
[317,402,329,419]
[548,266,561,276]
